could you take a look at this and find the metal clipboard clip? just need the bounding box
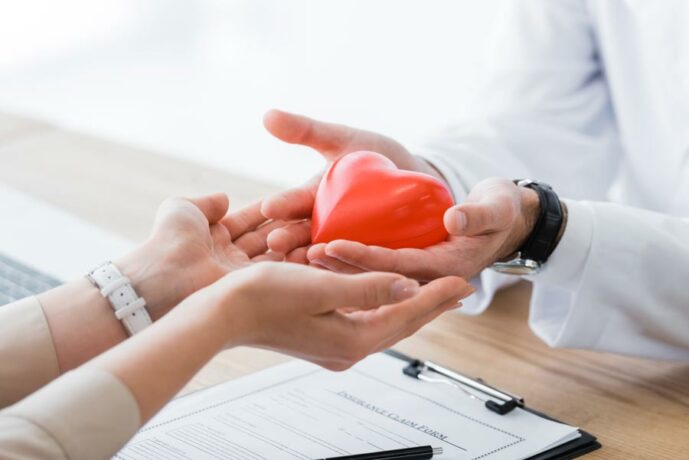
[402,359,524,415]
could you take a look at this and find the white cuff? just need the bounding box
[525,200,600,349]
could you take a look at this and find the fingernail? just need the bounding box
[391,279,420,301]
[455,210,467,231]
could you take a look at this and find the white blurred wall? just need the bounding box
[0,0,503,186]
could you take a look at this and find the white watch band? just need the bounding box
[87,262,152,335]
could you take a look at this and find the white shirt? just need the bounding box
[418,0,689,361]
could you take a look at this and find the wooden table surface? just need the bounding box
[1,114,687,459]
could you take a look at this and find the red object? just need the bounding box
[311,151,454,249]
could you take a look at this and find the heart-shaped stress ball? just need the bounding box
[312,151,454,249]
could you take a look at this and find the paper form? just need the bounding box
[115,353,579,460]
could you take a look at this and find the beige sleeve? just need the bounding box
[0,296,60,408]
[0,367,141,460]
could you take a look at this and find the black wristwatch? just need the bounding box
[491,179,564,275]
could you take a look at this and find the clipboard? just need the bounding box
[118,350,601,460]
[385,349,601,460]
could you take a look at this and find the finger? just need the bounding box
[389,285,469,345]
[367,277,472,338]
[306,242,328,261]
[373,296,463,353]
[285,246,310,264]
[209,222,231,248]
[308,243,363,273]
[318,271,421,312]
[444,196,516,237]
[263,109,356,157]
[260,176,320,221]
[310,255,366,275]
[221,201,268,240]
[234,220,287,258]
[188,193,230,224]
[321,240,440,281]
[252,252,284,262]
[267,220,312,254]
[151,197,206,235]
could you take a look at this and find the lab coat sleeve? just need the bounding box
[528,200,689,362]
[414,0,621,313]
[415,0,689,361]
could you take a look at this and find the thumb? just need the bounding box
[321,272,420,312]
[444,196,516,237]
[189,193,230,224]
[260,174,320,220]
[263,109,356,159]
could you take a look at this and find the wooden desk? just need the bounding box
[1,114,687,459]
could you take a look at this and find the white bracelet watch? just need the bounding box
[87,262,152,335]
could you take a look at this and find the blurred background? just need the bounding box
[0,0,503,187]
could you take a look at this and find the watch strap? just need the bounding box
[87,262,152,335]
[516,180,563,264]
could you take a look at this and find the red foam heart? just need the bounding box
[312,151,454,249]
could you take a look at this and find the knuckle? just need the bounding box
[362,282,382,306]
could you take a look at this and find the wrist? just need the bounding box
[200,273,253,349]
[115,243,191,321]
[498,187,540,261]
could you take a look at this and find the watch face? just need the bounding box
[491,259,541,276]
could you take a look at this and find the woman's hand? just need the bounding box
[41,193,282,372]
[204,262,474,371]
[91,261,473,424]
[116,193,282,320]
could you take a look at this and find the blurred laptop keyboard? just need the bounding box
[0,253,62,306]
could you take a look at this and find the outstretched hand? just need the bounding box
[116,194,282,319]
[260,109,444,263]
[307,178,541,281]
[207,262,474,371]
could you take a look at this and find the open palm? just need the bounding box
[122,194,282,319]
[260,109,444,263]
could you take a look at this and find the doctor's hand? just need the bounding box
[259,109,446,263]
[307,178,542,281]
[202,262,473,370]
[115,194,281,321]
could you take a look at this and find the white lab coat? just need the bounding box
[417,0,689,361]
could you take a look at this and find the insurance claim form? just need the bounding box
[115,353,579,460]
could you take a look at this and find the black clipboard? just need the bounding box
[385,350,601,460]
